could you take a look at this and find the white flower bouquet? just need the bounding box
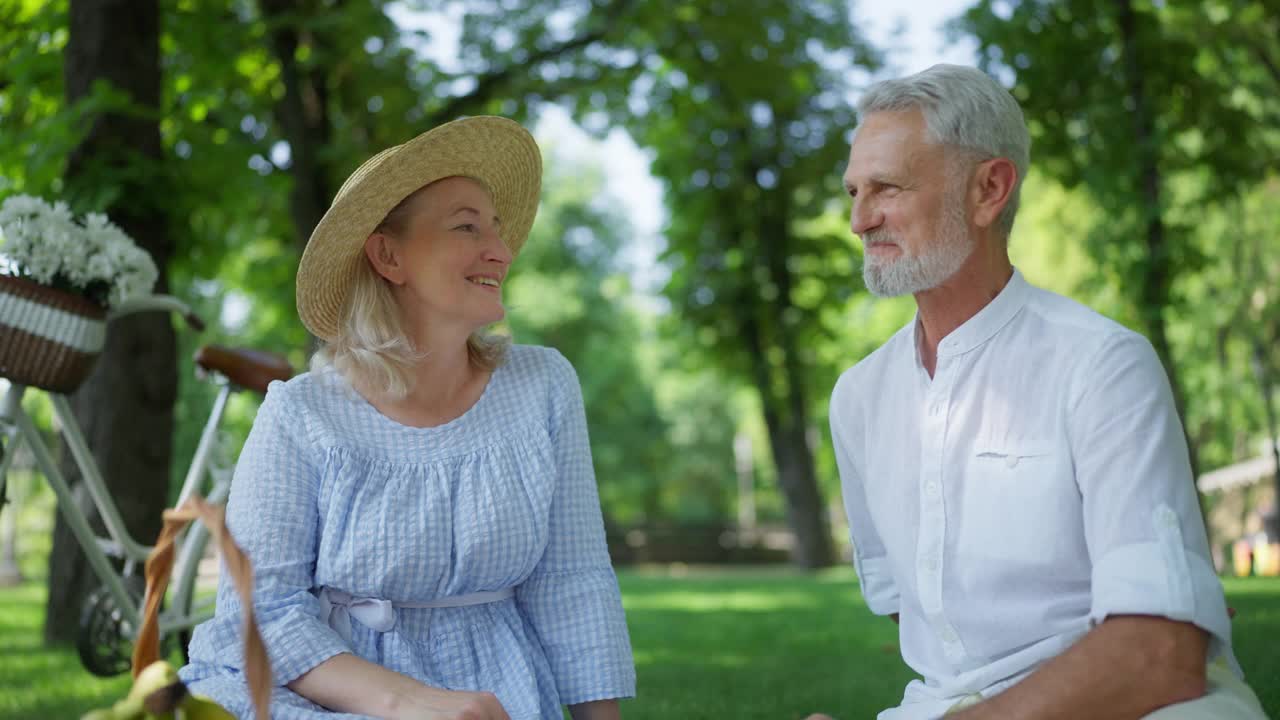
[0,194,158,309]
[0,194,158,392]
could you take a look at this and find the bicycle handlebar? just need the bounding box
[106,295,206,331]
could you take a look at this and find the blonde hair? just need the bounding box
[310,184,509,400]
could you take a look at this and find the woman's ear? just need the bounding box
[364,232,406,285]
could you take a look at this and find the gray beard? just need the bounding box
[861,195,974,298]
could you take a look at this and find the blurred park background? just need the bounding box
[1,0,1278,717]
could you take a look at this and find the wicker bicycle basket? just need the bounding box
[0,274,106,393]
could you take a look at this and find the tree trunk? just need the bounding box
[259,0,332,253]
[739,304,833,569]
[768,410,832,568]
[762,181,832,568]
[1115,0,1200,479]
[258,0,332,354]
[45,0,174,645]
[714,150,833,569]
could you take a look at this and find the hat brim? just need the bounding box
[296,116,541,341]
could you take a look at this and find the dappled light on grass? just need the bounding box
[621,565,867,608]
[623,587,824,613]
[632,648,756,670]
[618,567,912,719]
[617,570,1280,719]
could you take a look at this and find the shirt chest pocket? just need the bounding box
[960,446,1076,563]
[972,447,1053,474]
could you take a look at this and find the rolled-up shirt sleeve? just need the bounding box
[217,381,350,685]
[1068,332,1233,659]
[515,350,636,705]
[831,378,900,616]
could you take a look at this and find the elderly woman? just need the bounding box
[180,117,635,720]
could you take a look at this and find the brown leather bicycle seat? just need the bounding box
[194,345,294,394]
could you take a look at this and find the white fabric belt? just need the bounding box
[317,586,515,643]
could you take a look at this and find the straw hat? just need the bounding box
[296,116,542,341]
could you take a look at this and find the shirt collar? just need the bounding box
[911,267,1030,362]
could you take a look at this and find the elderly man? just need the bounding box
[820,65,1267,719]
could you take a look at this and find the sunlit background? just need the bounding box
[1,0,1278,716]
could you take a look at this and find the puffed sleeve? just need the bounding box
[514,349,636,704]
[1069,332,1235,666]
[831,372,901,616]
[209,379,351,685]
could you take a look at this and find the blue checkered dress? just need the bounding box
[180,345,636,719]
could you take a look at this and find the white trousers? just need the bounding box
[1139,660,1268,719]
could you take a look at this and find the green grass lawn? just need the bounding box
[0,583,134,719]
[0,569,1276,719]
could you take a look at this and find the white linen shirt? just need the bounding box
[829,270,1240,720]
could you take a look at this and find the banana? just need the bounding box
[176,693,236,720]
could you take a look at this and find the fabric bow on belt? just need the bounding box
[318,588,397,641]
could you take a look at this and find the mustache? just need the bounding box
[861,229,901,248]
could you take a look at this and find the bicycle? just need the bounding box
[0,294,293,677]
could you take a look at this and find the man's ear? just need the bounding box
[364,232,406,285]
[970,157,1018,231]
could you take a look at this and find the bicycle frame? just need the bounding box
[0,376,234,637]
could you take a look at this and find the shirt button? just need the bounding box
[1005,454,1019,469]
[923,556,939,572]
[925,482,940,497]
[941,627,959,644]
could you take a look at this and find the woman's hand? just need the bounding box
[398,687,510,720]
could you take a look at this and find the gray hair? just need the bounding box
[856,64,1030,237]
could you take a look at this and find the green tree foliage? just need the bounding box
[436,0,888,564]
[506,145,748,531]
[560,0,881,567]
[953,0,1277,477]
[164,0,883,566]
[503,150,670,524]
